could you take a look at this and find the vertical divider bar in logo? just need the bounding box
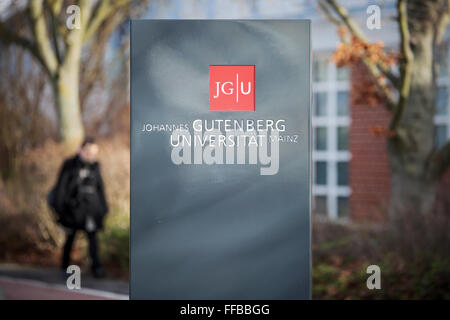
[236,72,239,103]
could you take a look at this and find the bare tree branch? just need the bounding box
[45,0,64,64]
[317,0,342,28]
[435,1,450,44]
[390,0,413,130]
[83,0,132,42]
[0,21,48,73]
[29,0,58,76]
[319,0,397,111]
[80,9,127,108]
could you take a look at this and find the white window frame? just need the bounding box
[312,53,352,220]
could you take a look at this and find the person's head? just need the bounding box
[79,137,99,163]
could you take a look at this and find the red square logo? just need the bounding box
[210,65,255,111]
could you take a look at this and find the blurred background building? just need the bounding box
[143,0,450,221]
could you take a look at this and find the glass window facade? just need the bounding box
[315,161,327,185]
[337,127,348,151]
[337,91,349,116]
[314,92,328,116]
[315,127,327,151]
[312,54,351,220]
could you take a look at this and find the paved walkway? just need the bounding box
[0,263,129,300]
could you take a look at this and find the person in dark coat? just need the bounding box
[54,137,108,278]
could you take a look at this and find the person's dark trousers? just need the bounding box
[62,229,101,271]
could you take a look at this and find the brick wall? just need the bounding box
[349,64,391,221]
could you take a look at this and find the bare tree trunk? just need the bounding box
[390,171,438,215]
[52,45,84,151]
[0,1,150,150]
[387,2,437,216]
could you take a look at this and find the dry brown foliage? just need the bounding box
[331,29,398,108]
